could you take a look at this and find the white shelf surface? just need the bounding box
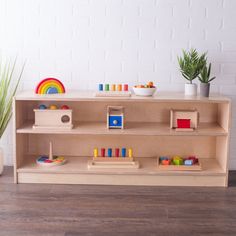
[16,121,228,136]
[17,156,226,176]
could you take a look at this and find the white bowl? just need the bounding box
[132,87,156,97]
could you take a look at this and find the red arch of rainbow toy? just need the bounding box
[35,78,66,94]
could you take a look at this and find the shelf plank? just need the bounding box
[16,121,228,136]
[15,90,231,103]
[17,156,225,176]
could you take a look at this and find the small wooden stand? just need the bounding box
[88,156,139,169]
[95,91,131,97]
[157,158,202,171]
[170,109,198,132]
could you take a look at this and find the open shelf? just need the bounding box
[16,121,228,136]
[13,91,231,186]
[18,156,225,176]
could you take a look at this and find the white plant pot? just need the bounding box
[0,147,3,175]
[185,83,197,96]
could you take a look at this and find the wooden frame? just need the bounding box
[170,109,198,131]
[13,91,231,187]
[107,106,124,129]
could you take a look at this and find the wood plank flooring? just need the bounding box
[0,167,236,236]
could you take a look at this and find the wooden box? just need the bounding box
[170,109,198,131]
[33,109,73,130]
[107,106,124,129]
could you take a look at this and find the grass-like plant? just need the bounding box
[178,49,207,84]
[0,59,24,139]
[198,63,216,83]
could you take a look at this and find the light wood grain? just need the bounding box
[13,91,231,186]
[17,121,228,136]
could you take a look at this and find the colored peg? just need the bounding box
[105,84,109,91]
[117,84,122,91]
[115,148,119,157]
[111,84,116,91]
[128,148,133,158]
[124,84,128,91]
[99,84,103,91]
[101,148,105,157]
[94,148,98,158]
[122,148,126,158]
[108,148,112,157]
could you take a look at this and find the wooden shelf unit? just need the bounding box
[13,91,231,186]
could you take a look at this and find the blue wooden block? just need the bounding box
[108,148,112,157]
[159,156,169,161]
[184,159,193,166]
[99,84,103,91]
[122,148,126,157]
[109,115,123,128]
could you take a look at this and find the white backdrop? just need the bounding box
[0,0,236,168]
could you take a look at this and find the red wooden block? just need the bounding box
[101,148,105,157]
[115,148,119,157]
[177,119,191,128]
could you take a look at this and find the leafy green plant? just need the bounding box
[178,49,207,84]
[198,63,216,83]
[0,59,24,139]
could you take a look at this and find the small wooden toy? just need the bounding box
[93,148,98,158]
[172,156,184,165]
[36,141,66,167]
[35,78,65,94]
[170,109,198,131]
[115,148,119,157]
[49,104,57,110]
[95,83,131,97]
[61,105,69,110]
[33,104,73,130]
[88,147,139,169]
[157,156,201,171]
[121,148,126,158]
[128,148,133,158]
[107,106,124,129]
[108,148,112,157]
[101,148,105,157]
[39,104,47,110]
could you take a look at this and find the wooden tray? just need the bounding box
[95,91,131,97]
[157,158,202,171]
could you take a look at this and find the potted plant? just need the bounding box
[0,59,24,174]
[198,63,216,97]
[178,49,207,96]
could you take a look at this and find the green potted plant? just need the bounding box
[178,49,207,96]
[0,59,24,174]
[198,63,216,97]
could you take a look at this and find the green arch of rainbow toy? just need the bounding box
[35,78,65,94]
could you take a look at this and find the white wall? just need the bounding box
[0,0,236,168]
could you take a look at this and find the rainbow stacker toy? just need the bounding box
[95,83,131,97]
[35,78,65,94]
[87,147,139,169]
[36,141,66,167]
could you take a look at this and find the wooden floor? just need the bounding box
[0,167,236,236]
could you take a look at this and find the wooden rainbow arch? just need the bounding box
[35,78,65,94]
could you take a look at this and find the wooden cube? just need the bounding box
[107,106,124,129]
